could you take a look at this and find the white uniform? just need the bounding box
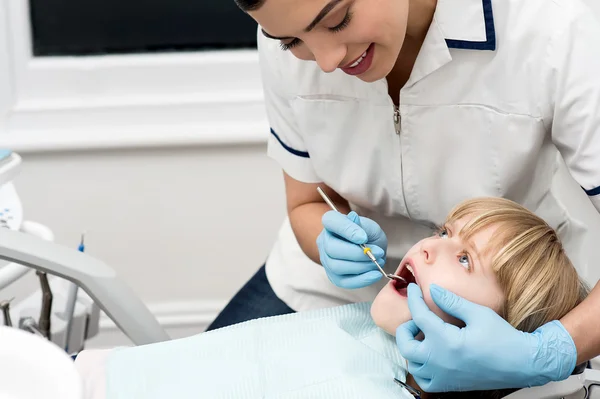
[260,0,600,312]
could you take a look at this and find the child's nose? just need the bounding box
[421,241,435,264]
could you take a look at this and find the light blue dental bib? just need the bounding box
[106,302,414,398]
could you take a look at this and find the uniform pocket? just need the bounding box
[399,103,546,223]
[289,96,403,215]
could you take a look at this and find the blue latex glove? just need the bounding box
[316,210,387,289]
[395,283,577,392]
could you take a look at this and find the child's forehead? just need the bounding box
[447,214,503,258]
[446,213,476,233]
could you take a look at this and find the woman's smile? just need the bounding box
[340,43,375,75]
[248,0,411,82]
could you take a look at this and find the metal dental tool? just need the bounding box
[0,298,13,327]
[316,187,406,284]
[394,378,422,398]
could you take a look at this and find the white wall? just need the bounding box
[588,0,600,20]
[0,0,285,346]
[5,144,287,346]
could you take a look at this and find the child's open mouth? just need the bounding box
[393,263,417,297]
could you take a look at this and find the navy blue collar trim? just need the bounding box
[270,128,310,158]
[445,0,496,51]
[584,185,600,196]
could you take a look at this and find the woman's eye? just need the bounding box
[280,39,301,51]
[329,10,353,33]
[458,254,470,269]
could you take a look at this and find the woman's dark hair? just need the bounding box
[235,0,266,11]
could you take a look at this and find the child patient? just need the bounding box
[78,197,588,399]
[370,197,588,398]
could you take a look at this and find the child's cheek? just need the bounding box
[422,281,466,327]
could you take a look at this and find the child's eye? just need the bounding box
[437,229,449,239]
[458,253,471,270]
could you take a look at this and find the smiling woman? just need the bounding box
[243,0,412,79]
[209,0,600,392]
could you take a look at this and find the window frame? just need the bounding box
[0,0,268,152]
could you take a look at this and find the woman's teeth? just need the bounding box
[349,51,368,68]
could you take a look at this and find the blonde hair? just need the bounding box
[444,197,588,333]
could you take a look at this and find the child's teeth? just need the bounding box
[406,265,415,276]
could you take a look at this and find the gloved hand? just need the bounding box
[316,210,387,289]
[395,283,577,392]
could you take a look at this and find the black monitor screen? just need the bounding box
[29,0,258,56]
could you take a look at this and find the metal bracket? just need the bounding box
[36,271,53,339]
[0,298,13,327]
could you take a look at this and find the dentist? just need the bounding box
[207,0,600,392]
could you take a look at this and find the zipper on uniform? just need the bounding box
[392,101,411,219]
[393,105,400,134]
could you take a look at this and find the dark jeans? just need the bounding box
[205,264,296,331]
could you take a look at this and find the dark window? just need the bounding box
[29,0,258,56]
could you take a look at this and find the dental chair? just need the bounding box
[0,150,598,399]
[0,150,169,347]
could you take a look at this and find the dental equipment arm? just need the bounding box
[0,151,20,188]
[0,228,170,345]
